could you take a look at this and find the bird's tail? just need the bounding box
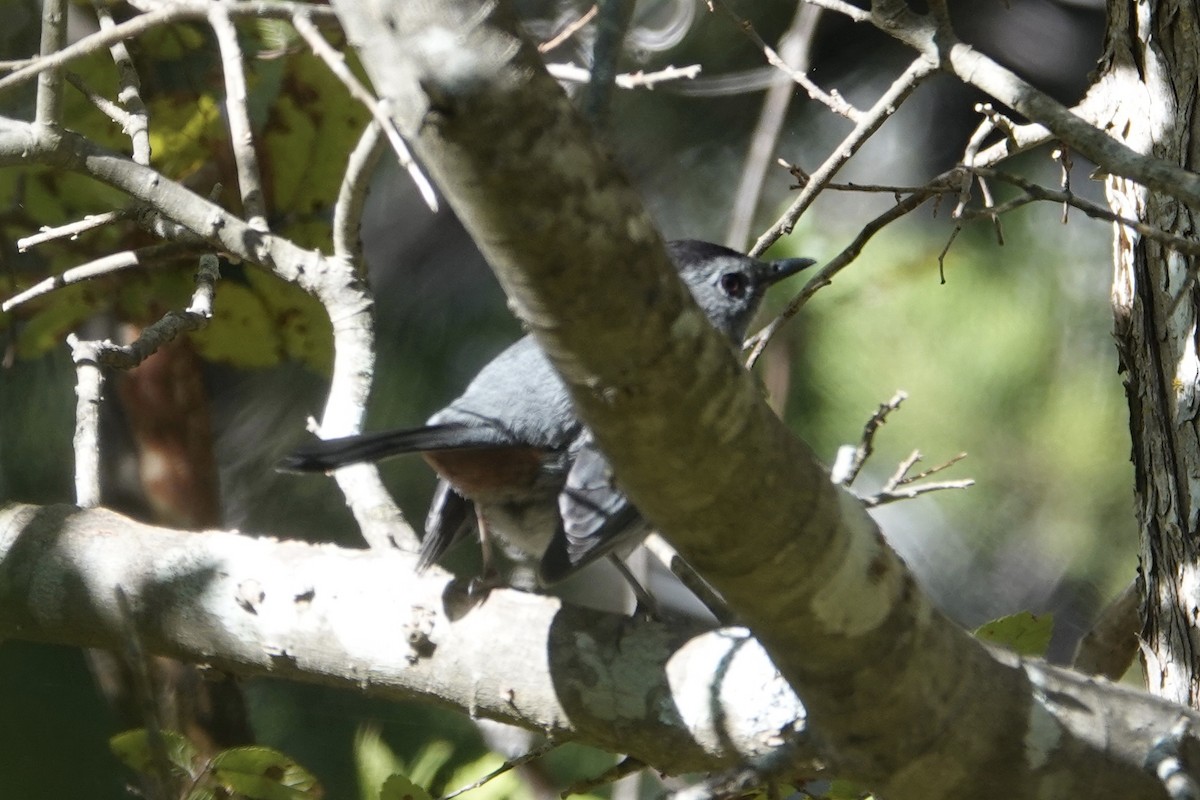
[279,423,503,472]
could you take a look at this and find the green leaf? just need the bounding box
[109,728,199,778]
[974,611,1054,657]
[379,773,435,800]
[209,745,323,800]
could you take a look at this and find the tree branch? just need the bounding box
[0,501,1193,796]
[0,503,814,777]
[35,0,65,126]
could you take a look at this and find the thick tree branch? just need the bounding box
[0,501,1192,793]
[0,503,813,777]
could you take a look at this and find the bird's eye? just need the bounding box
[719,272,748,298]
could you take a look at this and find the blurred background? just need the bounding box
[0,0,1128,797]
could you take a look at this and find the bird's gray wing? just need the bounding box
[538,434,646,584]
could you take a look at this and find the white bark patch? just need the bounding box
[808,492,901,636]
[1175,320,1200,424]
[666,629,804,756]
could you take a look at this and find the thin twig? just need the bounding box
[745,175,954,366]
[2,241,196,313]
[439,740,559,800]
[830,391,908,487]
[538,5,598,53]
[209,5,269,230]
[713,0,861,122]
[936,223,961,284]
[968,167,1200,259]
[801,0,870,22]
[292,11,438,212]
[898,451,968,485]
[862,479,975,508]
[17,210,126,251]
[782,160,958,196]
[0,1,338,97]
[859,450,973,508]
[726,3,821,249]
[751,55,936,257]
[545,62,701,89]
[86,255,220,370]
[333,121,386,266]
[67,334,103,508]
[35,0,66,126]
[66,72,141,131]
[561,756,646,799]
[882,449,923,493]
[93,0,151,164]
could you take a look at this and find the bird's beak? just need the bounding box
[764,256,816,286]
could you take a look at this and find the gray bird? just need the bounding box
[281,240,813,590]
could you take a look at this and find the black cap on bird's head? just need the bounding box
[667,240,816,341]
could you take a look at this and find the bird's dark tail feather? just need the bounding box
[279,423,506,472]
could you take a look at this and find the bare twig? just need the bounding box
[80,255,220,371]
[35,0,66,126]
[545,62,701,89]
[93,0,151,164]
[726,3,821,249]
[830,391,908,487]
[801,0,870,22]
[439,740,559,800]
[893,451,967,486]
[751,55,937,257]
[17,210,126,251]
[333,122,386,266]
[713,0,861,122]
[209,5,269,230]
[935,223,962,284]
[561,756,646,798]
[967,167,1200,259]
[291,11,438,212]
[782,161,954,196]
[537,5,598,53]
[67,334,104,508]
[2,241,197,313]
[857,449,972,508]
[0,1,338,97]
[863,478,974,508]
[745,175,954,365]
[65,72,141,131]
